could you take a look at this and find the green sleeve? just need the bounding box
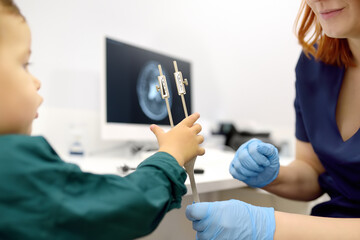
[0,135,187,240]
[56,152,187,240]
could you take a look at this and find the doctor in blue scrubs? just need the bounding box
[186,0,360,239]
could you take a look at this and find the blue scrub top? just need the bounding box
[295,52,360,218]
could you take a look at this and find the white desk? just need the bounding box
[65,148,293,196]
[65,150,300,240]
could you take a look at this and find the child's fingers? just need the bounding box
[192,124,202,134]
[150,124,164,138]
[197,135,204,144]
[181,112,200,127]
[198,147,205,156]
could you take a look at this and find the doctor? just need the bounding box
[186,0,360,239]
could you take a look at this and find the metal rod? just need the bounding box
[180,95,188,118]
[158,65,163,75]
[173,60,178,72]
[173,61,200,203]
[187,167,200,202]
[165,98,174,128]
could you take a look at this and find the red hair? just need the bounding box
[294,0,355,67]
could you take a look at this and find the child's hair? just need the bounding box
[0,0,25,19]
[294,0,354,67]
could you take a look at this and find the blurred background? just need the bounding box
[17,0,302,156]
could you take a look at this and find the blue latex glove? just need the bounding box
[186,200,275,240]
[229,138,280,188]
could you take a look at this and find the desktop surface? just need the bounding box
[65,148,294,195]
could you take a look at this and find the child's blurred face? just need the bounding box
[0,14,43,135]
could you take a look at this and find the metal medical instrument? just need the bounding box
[173,60,200,203]
[156,65,174,127]
[156,63,200,203]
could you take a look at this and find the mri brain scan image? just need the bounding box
[137,61,172,121]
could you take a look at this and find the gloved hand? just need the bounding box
[229,138,280,188]
[186,200,275,240]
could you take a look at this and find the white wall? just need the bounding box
[16,0,302,154]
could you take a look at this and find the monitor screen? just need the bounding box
[101,37,192,141]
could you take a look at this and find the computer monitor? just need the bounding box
[100,37,192,141]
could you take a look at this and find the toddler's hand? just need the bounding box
[150,113,205,166]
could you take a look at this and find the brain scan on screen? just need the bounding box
[137,61,172,121]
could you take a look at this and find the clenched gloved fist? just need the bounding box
[229,138,280,188]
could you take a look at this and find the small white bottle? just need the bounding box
[69,124,85,156]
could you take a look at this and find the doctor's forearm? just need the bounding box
[263,161,322,201]
[274,211,360,239]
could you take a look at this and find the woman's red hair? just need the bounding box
[294,0,355,67]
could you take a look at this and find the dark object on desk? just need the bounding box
[117,164,136,174]
[194,168,204,174]
[213,123,281,152]
[117,164,204,175]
